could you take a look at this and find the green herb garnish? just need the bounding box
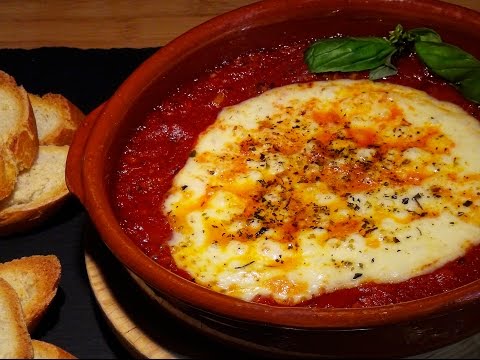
[304,37,395,73]
[304,25,480,104]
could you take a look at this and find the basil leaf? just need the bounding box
[458,70,480,104]
[415,41,480,83]
[305,37,396,73]
[369,51,398,80]
[407,28,442,43]
[369,65,397,80]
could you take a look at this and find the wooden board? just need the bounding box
[84,228,480,359]
[0,0,478,49]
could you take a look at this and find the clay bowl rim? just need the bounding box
[72,0,480,329]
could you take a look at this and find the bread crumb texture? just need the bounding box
[0,278,33,359]
[0,255,61,330]
[0,145,68,210]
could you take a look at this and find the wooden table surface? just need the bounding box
[0,0,478,49]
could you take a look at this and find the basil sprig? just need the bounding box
[304,25,480,104]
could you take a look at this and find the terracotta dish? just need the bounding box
[66,0,480,357]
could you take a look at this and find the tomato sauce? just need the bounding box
[111,39,480,308]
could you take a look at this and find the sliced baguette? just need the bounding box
[0,277,34,359]
[0,71,39,200]
[0,149,17,201]
[32,340,76,359]
[29,93,85,146]
[0,255,61,332]
[0,145,70,235]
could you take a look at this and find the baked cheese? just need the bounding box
[163,79,480,305]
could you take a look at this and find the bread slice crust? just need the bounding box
[0,255,61,332]
[32,340,76,359]
[0,277,34,359]
[29,93,85,146]
[0,70,39,200]
[0,150,17,200]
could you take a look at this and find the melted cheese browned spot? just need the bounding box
[163,79,480,305]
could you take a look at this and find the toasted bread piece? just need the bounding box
[0,145,70,236]
[0,255,61,332]
[0,149,17,201]
[0,277,34,359]
[32,340,76,359]
[0,70,39,200]
[29,93,85,146]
